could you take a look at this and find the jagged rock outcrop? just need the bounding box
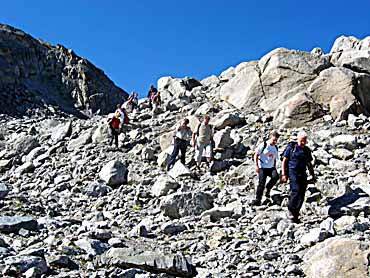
[0,24,128,117]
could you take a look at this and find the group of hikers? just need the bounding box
[107,85,316,224]
[107,85,162,148]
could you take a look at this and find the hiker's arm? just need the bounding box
[192,132,197,147]
[307,162,316,181]
[254,152,260,172]
[281,157,288,176]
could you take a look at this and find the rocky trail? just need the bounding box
[0,24,369,277]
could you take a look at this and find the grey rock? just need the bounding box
[83,181,111,197]
[50,121,72,143]
[168,161,192,179]
[3,255,47,275]
[0,216,38,233]
[303,237,370,278]
[201,207,234,222]
[211,112,244,130]
[99,160,128,186]
[161,222,187,235]
[67,129,93,151]
[0,183,10,199]
[330,134,357,150]
[74,238,109,256]
[46,254,79,270]
[151,175,180,197]
[213,127,234,149]
[105,248,197,277]
[160,192,213,219]
[14,161,35,175]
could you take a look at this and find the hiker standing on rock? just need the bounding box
[147,84,158,109]
[167,118,193,171]
[251,130,280,206]
[192,115,214,169]
[107,110,121,148]
[281,131,316,223]
[151,91,161,115]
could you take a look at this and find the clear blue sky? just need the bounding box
[1,0,370,98]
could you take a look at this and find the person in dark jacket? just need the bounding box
[281,131,316,223]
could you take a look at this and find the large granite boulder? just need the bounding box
[303,237,370,278]
[308,67,362,120]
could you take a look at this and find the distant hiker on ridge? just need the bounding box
[147,84,158,109]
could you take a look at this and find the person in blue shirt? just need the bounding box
[251,130,280,206]
[281,131,316,223]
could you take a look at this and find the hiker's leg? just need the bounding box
[114,129,119,148]
[256,168,268,201]
[179,140,187,164]
[296,176,308,213]
[205,144,213,163]
[196,143,205,166]
[288,175,300,217]
[167,139,180,170]
[109,126,114,146]
[266,168,279,193]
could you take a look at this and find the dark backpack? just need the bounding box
[281,141,311,161]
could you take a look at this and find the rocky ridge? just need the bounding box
[0,24,128,117]
[0,31,369,277]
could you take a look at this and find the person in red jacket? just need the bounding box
[107,111,121,148]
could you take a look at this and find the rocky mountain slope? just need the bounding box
[0,24,128,117]
[0,28,369,278]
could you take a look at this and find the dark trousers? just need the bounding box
[167,138,187,170]
[109,126,119,147]
[256,168,279,200]
[288,174,308,217]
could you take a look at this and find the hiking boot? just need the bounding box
[251,199,261,206]
[265,189,271,198]
[262,198,272,206]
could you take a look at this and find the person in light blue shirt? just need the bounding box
[251,130,280,206]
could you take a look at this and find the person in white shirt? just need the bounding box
[167,118,193,171]
[251,130,280,206]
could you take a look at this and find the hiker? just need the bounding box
[131,92,139,111]
[151,91,161,115]
[147,85,158,109]
[167,118,193,171]
[251,130,280,206]
[107,111,121,148]
[123,92,139,112]
[115,104,129,133]
[281,131,316,223]
[192,115,214,169]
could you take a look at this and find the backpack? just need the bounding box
[280,141,310,161]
